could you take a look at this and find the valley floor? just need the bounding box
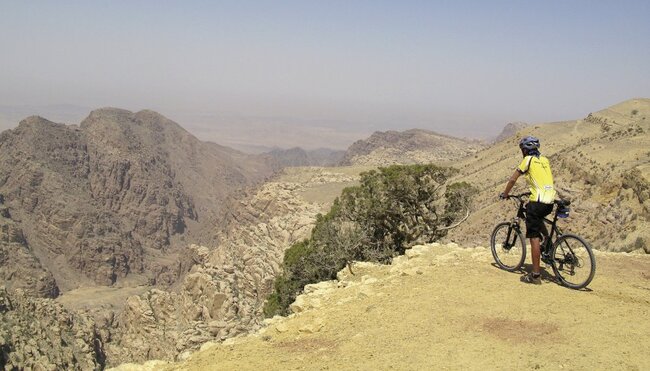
[119,244,650,371]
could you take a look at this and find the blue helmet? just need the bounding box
[519,136,540,151]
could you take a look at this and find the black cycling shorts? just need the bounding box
[525,201,553,239]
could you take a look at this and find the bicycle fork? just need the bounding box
[504,220,520,250]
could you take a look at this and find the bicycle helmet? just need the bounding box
[519,136,540,151]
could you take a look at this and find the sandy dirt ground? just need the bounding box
[126,244,650,371]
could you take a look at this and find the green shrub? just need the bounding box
[263,164,476,316]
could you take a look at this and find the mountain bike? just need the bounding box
[490,192,596,289]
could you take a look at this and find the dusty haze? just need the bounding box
[1,1,649,148]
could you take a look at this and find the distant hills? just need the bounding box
[264,147,345,167]
[340,128,486,166]
[493,121,528,143]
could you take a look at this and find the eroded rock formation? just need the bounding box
[0,287,104,370]
[0,109,274,291]
[104,169,352,364]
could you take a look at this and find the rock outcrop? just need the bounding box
[0,287,104,370]
[493,122,528,143]
[0,109,274,292]
[104,168,355,364]
[0,195,59,298]
[122,243,650,370]
[339,129,485,166]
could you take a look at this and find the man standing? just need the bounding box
[500,136,556,284]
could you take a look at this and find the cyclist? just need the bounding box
[500,136,556,284]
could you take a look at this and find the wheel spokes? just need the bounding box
[553,236,594,288]
[491,223,526,271]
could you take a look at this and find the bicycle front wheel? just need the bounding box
[490,222,526,271]
[551,234,596,289]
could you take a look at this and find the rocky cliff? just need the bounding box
[112,243,650,370]
[339,129,485,166]
[103,167,357,365]
[0,109,274,293]
[0,197,58,298]
[0,287,104,370]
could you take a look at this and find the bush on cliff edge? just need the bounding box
[264,164,477,316]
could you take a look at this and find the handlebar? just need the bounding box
[499,192,530,202]
[501,192,571,206]
[504,192,531,200]
[556,199,571,206]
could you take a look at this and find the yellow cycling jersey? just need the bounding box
[517,155,556,204]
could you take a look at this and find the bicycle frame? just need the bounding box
[543,212,562,249]
[508,193,569,255]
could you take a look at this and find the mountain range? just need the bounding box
[0,99,648,369]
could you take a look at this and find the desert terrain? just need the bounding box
[446,98,649,253]
[114,243,650,370]
[106,99,649,370]
[1,99,649,370]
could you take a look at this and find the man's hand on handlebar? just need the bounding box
[499,192,508,200]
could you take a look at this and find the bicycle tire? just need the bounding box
[550,234,596,289]
[490,222,526,271]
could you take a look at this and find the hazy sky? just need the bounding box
[1,1,649,148]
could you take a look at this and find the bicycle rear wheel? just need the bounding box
[551,234,596,289]
[490,222,526,271]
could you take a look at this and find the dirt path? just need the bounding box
[116,244,650,371]
[572,119,581,135]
